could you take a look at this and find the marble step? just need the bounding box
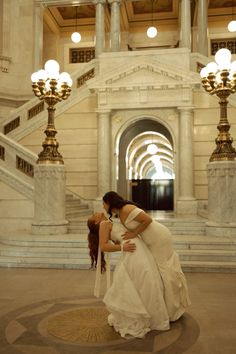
[0,244,235,263]
[0,255,235,273]
[67,220,207,235]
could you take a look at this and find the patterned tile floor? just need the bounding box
[0,269,235,354]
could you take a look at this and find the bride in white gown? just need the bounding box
[102,191,191,322]
[87,213,170,339]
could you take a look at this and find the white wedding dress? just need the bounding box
[124,208,191,322]
[102,218,170,339]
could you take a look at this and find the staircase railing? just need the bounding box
[0,132,36,199]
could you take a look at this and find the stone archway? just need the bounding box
[117,118,174,208]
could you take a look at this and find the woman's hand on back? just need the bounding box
[123,240,136,252]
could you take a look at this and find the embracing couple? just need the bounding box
[87,191,191,339]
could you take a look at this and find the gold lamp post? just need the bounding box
[31,59,72,164]
[200,48,236,162]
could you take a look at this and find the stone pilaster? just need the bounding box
[206,161,236,236]
[179,0,191,50]
[197,0,208,56]
[97,110,111,197]
[34,1,44,71]
[108,0,121,52]
[93,0,106,58]
[177,107,197,214]
[32,165,68,235]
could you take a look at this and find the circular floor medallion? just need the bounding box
[47,306,121,343]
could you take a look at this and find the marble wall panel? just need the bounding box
[194,170,208,185]
[194,156,210,171]
[194,185,208,200]
[194,125,218,142]
[65,158,97,172]
[193,91,218,108]
[0,200,33,218]
[0,182,28,199]
[60,145,97,159]
[194,108,219,125]
[56,113,97,129]
[69,186,97,200]
[66,172,97,185]
[65,97,97,113]
[194,141,215,156]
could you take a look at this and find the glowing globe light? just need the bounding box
[228,20,236,32]
[71,31,81,43]
[147,26,158,38]
[147,143,158,154]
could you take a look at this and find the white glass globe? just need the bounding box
[31,71,39,82]
[206,62,218,74]
[59,72,73,87]
[71,31,81,43]
[215,48,232,66]
[230,60,236,74]
[147,26,158,38]
[37,69,48,81]
[147,143,158,155]
[228,20,236,32]
[200,66,209,78]
[44,59,60,73]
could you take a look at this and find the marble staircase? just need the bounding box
[0,216,235,272]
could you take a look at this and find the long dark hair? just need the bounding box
[103,191,138,218]
[87,218,106,273]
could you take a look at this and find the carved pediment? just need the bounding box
[88,59,200,91]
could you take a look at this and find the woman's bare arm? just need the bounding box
[122,210,152,240]
[99,221,136,252]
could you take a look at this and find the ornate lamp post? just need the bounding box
[31,60,72,235]
[200,48,236,161]
[31,59,72,164]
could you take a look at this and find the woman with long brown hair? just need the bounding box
[87,212,170,339]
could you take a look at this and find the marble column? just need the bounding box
[93,0,106,58]
[206,161,236,236]
[197,0,208,56]
[97,110,111,197]
[32,165,68,235]
[179,0,191,50]
[34,1,44,71]
[177,107,197,214]
[108,0,121,52]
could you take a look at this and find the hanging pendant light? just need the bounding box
[71,6,81,43]
[228,0,236,32]
[147,0,158,38]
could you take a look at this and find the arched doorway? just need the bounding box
[117,118,174,211]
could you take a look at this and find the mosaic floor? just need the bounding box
[0,269,235,354]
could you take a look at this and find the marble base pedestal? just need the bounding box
[32,165,68,235]
[206,161,236,237]
[176,198,197,215]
